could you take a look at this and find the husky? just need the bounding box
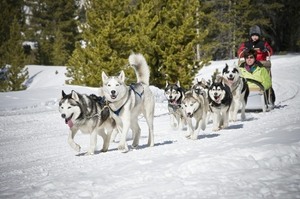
[59,90,121,155]
[222,64,249,121]
[192,78,211,124]
[101,53,155,152]
[208,77,233,131]
[181,90,207,140]
[192,78,211,97]
[164,81,187,130]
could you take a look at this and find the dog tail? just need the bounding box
[129,53,150,85]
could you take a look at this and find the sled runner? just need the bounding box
[238,51,274,112]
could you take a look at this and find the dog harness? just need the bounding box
[110,83,144,116]
[85,94,110,120]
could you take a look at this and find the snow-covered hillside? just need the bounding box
[0,54,300,198]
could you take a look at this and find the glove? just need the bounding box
[262,47,268,52]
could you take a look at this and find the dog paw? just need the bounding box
[241,115,246,120]
[212,127,220,131]
[191,135,198,140]
[75,145,81,152]
[101,148,108,153]
[85,150,95,155]
[118,144,129,153]
[222,123,229,129]
[147,140,154,147]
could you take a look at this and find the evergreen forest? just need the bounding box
[0,0,299,90]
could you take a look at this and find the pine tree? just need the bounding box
[0,0,25,66]
[24,0,80,65]
[67,0,134,87]
[52,29,69,65]
[67,0,205,88]
[0,18,28,92]
[149,0,202,88]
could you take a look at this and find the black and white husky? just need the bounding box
[101,53,155,153]
[164,81,187,129]
[222,64,249,121]
[181,90,208,139]
[59,90,121,155]
[208,77,233,131]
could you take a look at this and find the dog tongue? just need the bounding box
[67,120,73,128]
[227,80,233,86]
[214,96,221,103]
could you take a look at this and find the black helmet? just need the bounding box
[249,25,261,37]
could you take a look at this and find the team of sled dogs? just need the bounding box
[59,53,249,155]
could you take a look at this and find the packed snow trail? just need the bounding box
[0,54,300,198]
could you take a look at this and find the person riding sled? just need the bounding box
[239,49,275,107]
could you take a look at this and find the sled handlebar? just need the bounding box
[245,78,266,91]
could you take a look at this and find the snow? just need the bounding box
[1,54,300,198]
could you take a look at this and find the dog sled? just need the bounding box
[238,51,274,112]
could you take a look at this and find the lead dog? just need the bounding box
[101,53,155,152]
[59,90,121,155]
[222,64,249,121]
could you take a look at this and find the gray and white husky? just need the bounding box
[101,53,155,152]
[182,90,208,140]
[192,77,211,124]
[59,90,121,155]
[222,64,249,121]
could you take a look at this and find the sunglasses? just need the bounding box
[246,56,255,59]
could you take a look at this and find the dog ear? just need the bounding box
[176,80,180,87]
[223,64,229,74]
[71,90,80,101]
[165,81,169,88]
[191,89,197,98]
[62,90,66,98]
[119,70,125,82]
[102,71,109,82]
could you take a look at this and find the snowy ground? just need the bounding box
[0,54,300,199]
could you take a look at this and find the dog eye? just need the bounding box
[68,107,71,109]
